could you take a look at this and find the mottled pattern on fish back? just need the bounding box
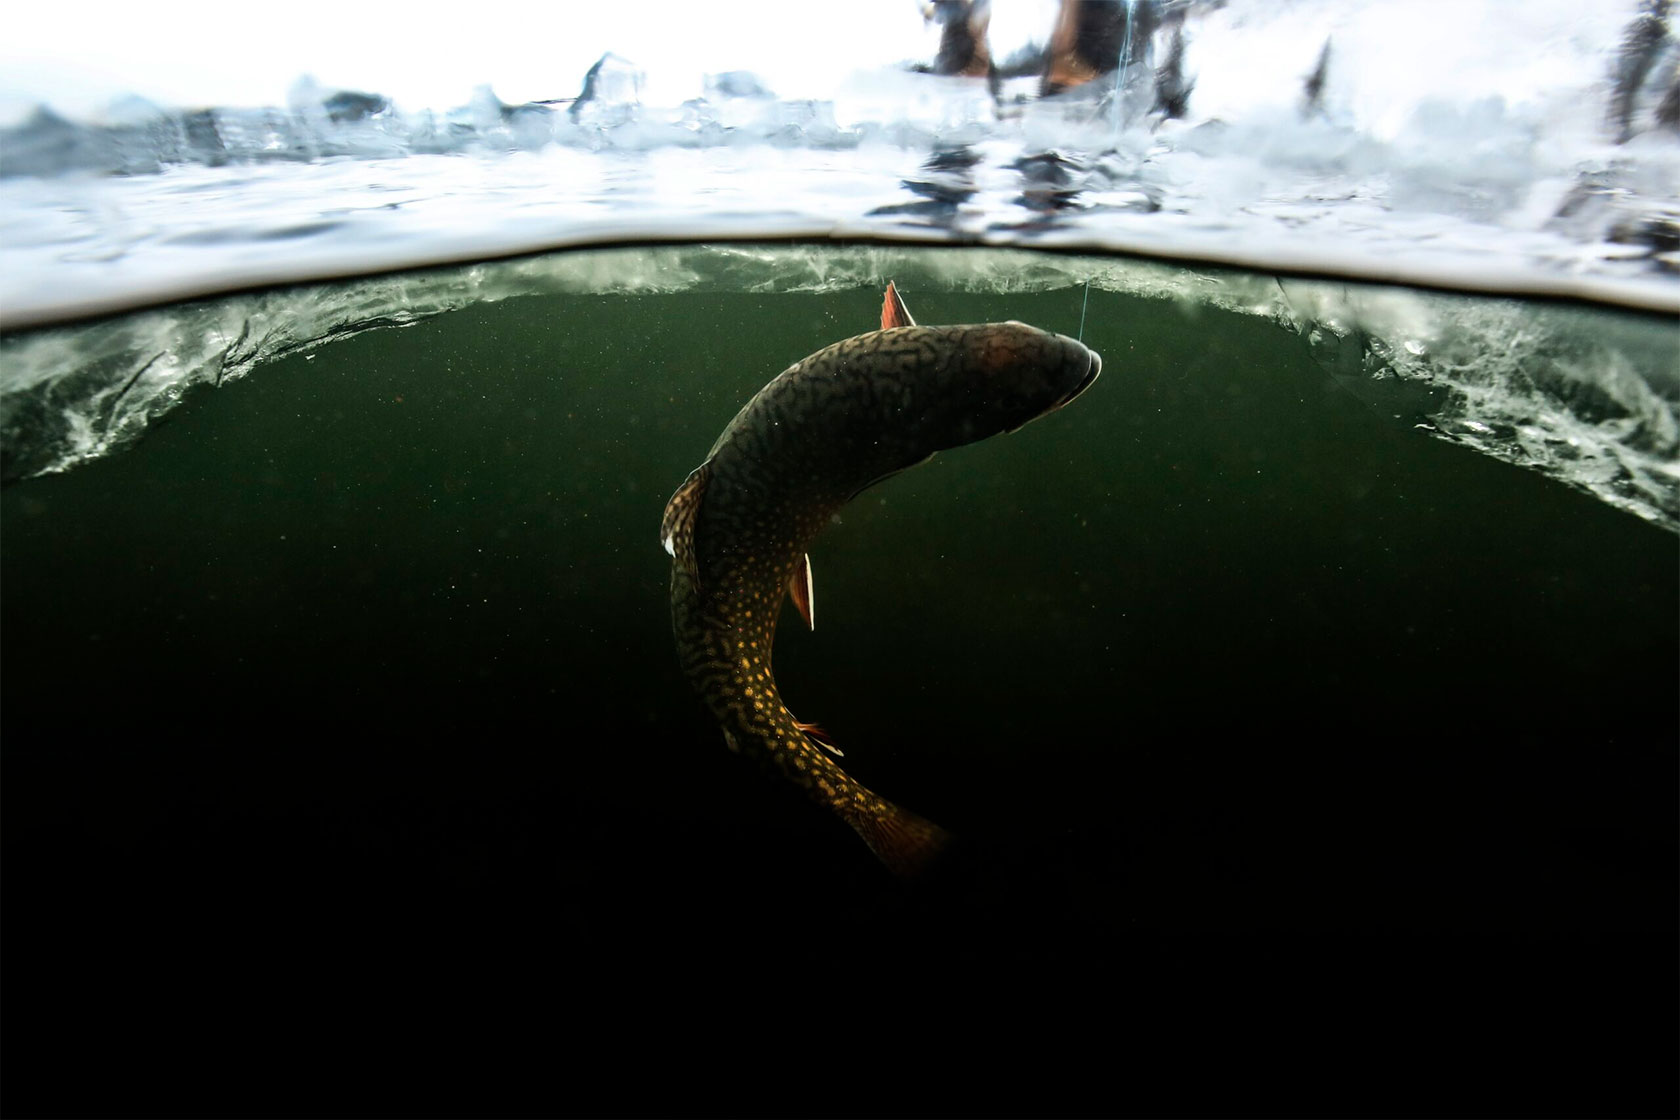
[673,330,968,868]
[666,319,1101,874]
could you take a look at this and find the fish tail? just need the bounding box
[844,797,951,877]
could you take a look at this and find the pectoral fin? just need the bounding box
[660,462,711,590]
[788,552,815,630]
[881,281,916,329]
[795,719,843,758]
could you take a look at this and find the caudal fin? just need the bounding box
[846,798,951,877]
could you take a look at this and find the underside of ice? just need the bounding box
[3,245,1674,534]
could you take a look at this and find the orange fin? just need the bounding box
[846,797,950,877]
[788,552,815,630]
[660,462,710,590]
[881,281,916,329]
[794,718,841,758]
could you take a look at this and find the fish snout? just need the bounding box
[1050,333,1102,410]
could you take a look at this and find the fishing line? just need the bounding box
[1077,279,1091,343]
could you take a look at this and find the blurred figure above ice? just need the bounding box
[917,0,994,78]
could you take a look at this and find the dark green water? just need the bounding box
[5,276,1675,1113]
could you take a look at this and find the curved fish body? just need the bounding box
[662,286,1102,874]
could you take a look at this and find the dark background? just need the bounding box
[5,284,1675,1115]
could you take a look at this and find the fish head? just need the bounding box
[918,322,1102,447]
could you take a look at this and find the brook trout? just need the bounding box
[662,284,1102,874]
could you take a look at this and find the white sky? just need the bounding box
[0,0,1062,123]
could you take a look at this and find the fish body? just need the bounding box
[663,286,1101,873]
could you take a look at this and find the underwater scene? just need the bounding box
[4,0,1679,1113]
[4,245,1674,1113]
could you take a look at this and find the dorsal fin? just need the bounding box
[660,462,711,589]
[881,281,916,329]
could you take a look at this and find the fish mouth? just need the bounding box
[1053,343,1102,410]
